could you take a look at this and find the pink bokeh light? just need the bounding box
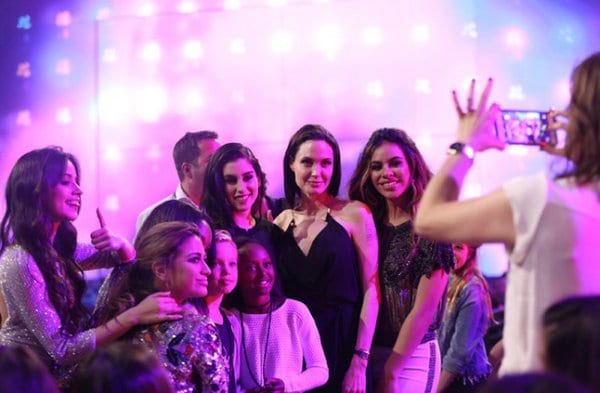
[2,0,600,276]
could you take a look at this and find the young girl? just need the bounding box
[229,238,328,392]
[204,230,241,392]
[97,222,230,393]
[0,147,180,383]
[438,243,493,392]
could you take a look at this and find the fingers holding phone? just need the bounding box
[541,109,569,156]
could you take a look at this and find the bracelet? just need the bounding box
[447,142,475,160]
[353,348,370,361]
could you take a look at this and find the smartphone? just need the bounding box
[496,109,556,145]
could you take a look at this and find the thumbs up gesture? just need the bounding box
[91,208,135,261]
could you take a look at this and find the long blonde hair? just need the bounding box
[446,243,495,322]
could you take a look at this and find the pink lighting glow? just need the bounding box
[2,0,600,277]
[140,42,161,62]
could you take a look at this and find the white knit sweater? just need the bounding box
[233,299,329,392]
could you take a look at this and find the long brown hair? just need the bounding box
[445,243,494,322]
[0,147,88,334]
[348,128,432,225]
[558,52,600,184]
[94,222,201,327]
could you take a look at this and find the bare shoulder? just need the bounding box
[338,199,372,222]
[273,209,293,229]
[330,199,373,234]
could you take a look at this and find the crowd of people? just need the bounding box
[0,51,599,393]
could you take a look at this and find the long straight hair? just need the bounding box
[445,244,494,322]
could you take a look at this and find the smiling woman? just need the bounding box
[274,124,380,393]
[0,147,179,385]
[348,128,454,393]
[202,143,282,282]
[96,221,230,393]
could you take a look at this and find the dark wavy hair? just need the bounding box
[0,345,58,393]
[283,124,342,208]
[135,199,215,264]
[0,147,88,334]
[68,342,173,393]
[95,222,202,327]
[558,52,600,184]
[543,295,600,391]
[202,143,267,229]
[348,128,432,225]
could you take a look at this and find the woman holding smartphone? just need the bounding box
[415,52,600,374]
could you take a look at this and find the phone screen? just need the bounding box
[497,110,551,145]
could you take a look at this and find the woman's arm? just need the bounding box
[5,249,96,365]
[5,248,181,366]
[343,202,380,393]
[414,79,515,247]
[78,209,135,270]
[437,283,489,392]
[383,269,448,390]
[94,291,183,346]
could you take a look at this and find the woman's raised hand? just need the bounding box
[127,291,184,326]
[452,78,504,152]
[91,207,135,261]
[540,109,569,156]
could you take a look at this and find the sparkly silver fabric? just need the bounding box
[0,244,96,380]
[134,313,230,393]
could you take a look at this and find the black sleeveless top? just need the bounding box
[277,213,363,392]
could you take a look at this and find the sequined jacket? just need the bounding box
[0,243,123,381]
[134,313,230,393]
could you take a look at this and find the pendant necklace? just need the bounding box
[241,301,273,388]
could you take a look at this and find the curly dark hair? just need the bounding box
[283,124,342,208]
[201,143,267,229]
[0,147,88,334]
[348,128,432,225]
[558,52,600,184]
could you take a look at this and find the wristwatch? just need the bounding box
[447,142,475,160]
[353,348,371,361]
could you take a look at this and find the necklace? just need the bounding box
[240,301,273,388]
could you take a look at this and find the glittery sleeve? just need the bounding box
[75,243,122,270]
[1,247,96,365]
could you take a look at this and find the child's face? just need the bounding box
[238,243,274,301]
[452,243,470,271]
[207,241,238,296]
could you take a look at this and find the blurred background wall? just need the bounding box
[1,0,599,276]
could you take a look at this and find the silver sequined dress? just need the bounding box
[134,313,230,393]
[0,243,114,380]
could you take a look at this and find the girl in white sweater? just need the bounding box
[230,237,329,393]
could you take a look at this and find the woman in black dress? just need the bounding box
[274,124,380,393]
